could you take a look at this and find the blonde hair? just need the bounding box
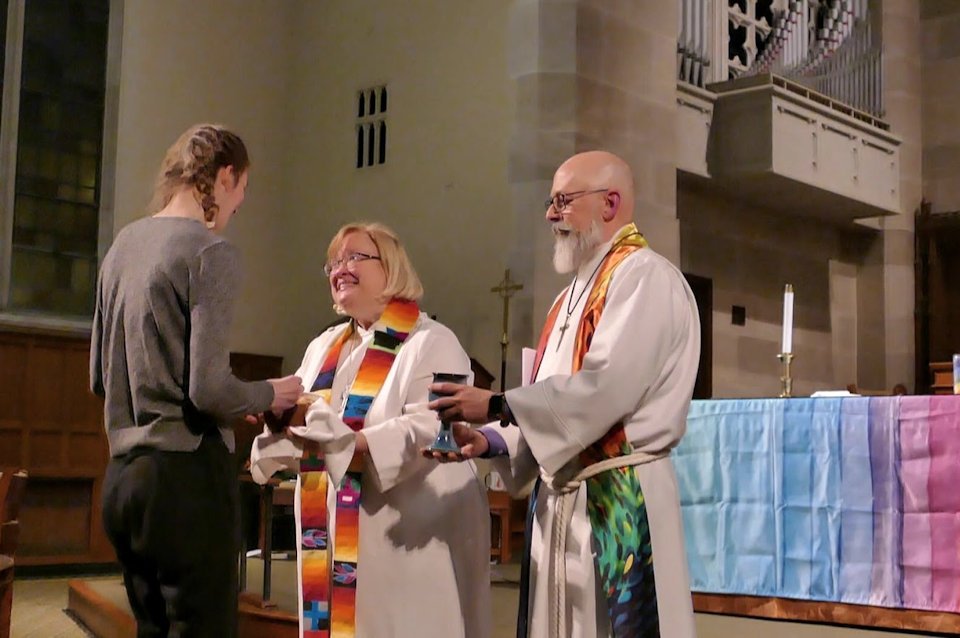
[149,123,250,223]
[327,222,424,311]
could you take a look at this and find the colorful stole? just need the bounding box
[531,223,661,637]
[298,299,420,638]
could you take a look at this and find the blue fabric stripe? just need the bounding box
[343,394,374,419]
[811,398,842,600]
[838,398,874,604]
[721,398,779,595]
[676,401,723,592]
[781,399,817,598]
[678,398,856,603]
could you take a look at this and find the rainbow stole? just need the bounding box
[531,223,660,637]
[298,299,419,638]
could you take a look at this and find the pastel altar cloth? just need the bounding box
[675,396,960,613]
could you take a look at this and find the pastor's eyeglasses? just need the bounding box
[323,251,381,277]
[544,188,609,212]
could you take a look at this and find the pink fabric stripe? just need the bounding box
[899,395,932,610]
[926,395,960,612]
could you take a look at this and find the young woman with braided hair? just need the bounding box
[91,124,303,637]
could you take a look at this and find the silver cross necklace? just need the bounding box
[555,232,641,351]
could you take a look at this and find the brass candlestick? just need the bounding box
[777,352,794,398]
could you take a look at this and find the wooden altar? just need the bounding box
[678,395,960,633]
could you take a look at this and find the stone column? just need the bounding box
[574,0,680,262]
[505,0,680,384]
[877,0,922,391]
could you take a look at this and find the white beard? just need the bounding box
[552,219,604,274]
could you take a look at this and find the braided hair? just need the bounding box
[149,124,250,224]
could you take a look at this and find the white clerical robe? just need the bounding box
[250,314,491,638]
[494,235,700,638]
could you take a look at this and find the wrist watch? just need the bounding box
[487,393,512,428]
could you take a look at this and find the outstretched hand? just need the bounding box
[427,383,493,424]
[268,375,304,412]
[421,423,489,463]
[262,393,318,433]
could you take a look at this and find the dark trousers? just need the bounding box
[102,432,240,638]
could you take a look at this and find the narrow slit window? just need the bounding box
[378,121,387,164]
[356,125,365,168]
[366,123,375,167]
[355,84,388,169]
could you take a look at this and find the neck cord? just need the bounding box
[564,231,641,318]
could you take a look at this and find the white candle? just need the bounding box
[781,284,794,354]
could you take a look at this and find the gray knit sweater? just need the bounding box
[90,217,274,457]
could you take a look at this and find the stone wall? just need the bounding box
[921,0,960,213]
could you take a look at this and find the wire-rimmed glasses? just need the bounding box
[323,251,381,277]
[544,188,609,212]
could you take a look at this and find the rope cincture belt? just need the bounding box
[542,450,668,638]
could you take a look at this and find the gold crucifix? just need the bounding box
[491,269,523,393]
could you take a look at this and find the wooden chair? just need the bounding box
[0,470,27,556]
[488,490,511,563]
[487,490,527,564]
[0,468,28,638]
[929,361,954,395]
[0,556,12,638]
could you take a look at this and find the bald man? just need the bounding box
[427,151,700,638]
